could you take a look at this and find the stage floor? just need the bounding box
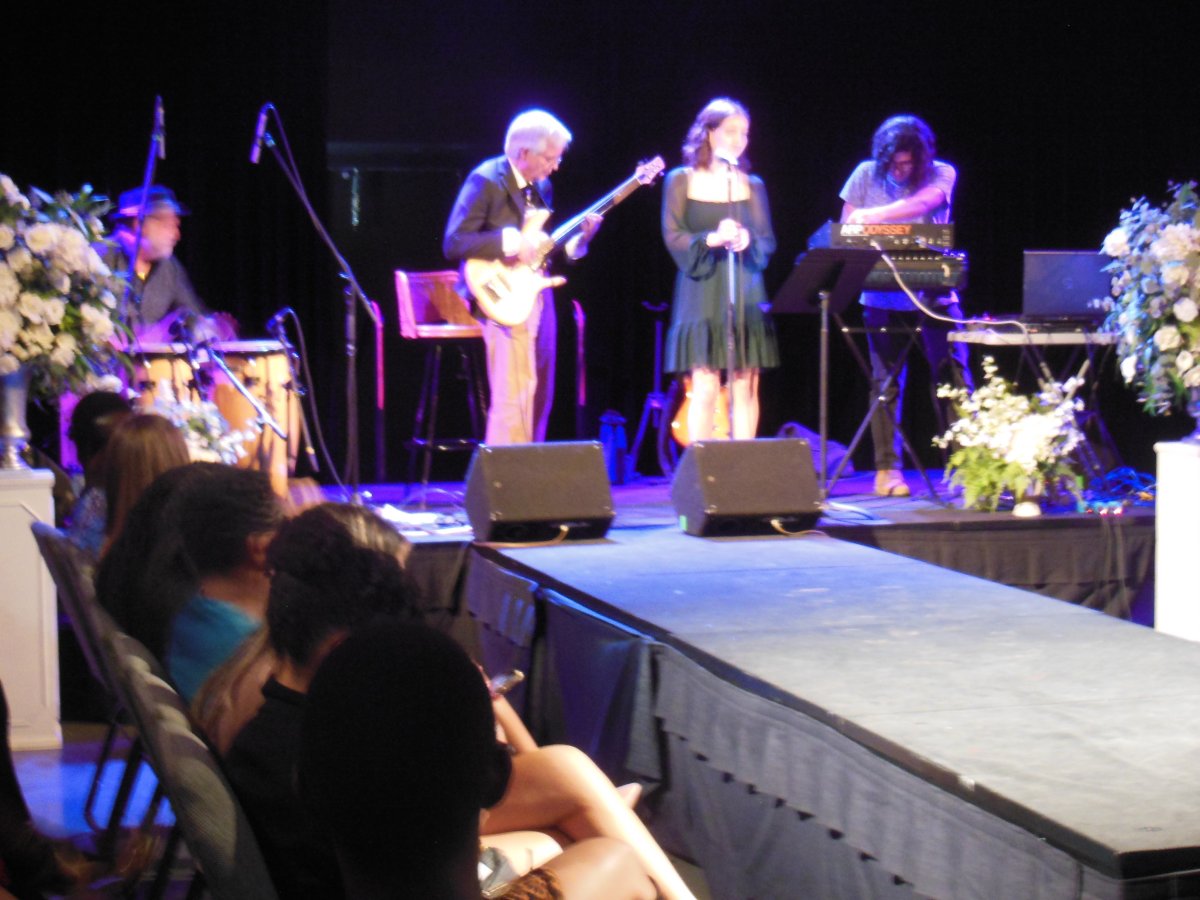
[469,521,1193,896]
[363,467,1156,622]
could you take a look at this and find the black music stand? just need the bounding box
[773,248,877,501]
[773,247,939,500]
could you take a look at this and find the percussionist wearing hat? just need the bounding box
[105,185,231,342]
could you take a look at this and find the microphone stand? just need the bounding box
[124,96,167,340]
[724,160,738,438]
[253,107,381,501]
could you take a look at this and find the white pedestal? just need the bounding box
[0,468,61,749]
[1154,441,1200,641]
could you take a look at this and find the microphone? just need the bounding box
[249,104,273,165]
[266,307,292,334]
[154,96,166,160]
[168,311,196,344]
[713,149,740,168]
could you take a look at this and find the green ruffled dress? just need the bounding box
[661,167,779,373]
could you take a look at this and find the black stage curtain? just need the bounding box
[6,2,335,470]
[11,3,1200,479]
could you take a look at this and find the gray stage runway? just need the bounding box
[470,527,1200,899]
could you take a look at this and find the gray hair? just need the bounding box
[505,109,572,159]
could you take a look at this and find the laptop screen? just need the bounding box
[1021,251,1112,324]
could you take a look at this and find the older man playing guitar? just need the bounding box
[443,109,601,445]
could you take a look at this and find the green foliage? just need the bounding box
[935,357,1086,512]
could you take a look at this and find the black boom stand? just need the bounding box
[250,104,381,500]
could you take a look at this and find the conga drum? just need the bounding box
[57,343,196,472]
[211,340,300,496]
[129,342,204,410]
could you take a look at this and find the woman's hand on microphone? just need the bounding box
[706,218,749,251]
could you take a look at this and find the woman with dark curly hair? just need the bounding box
[221,504,692,900]
[223,504,415,899]
[662,97,778,443]
[96,461,285,700]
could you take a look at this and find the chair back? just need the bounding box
[31,522,119,697]
[395,269,480,340]
[108,630,280,900]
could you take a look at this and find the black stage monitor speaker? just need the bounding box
[670,438,822,537]
[465,442,615,542]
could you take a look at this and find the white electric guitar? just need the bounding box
[465,156,665,326]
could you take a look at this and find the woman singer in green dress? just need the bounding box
[661,97,779,443]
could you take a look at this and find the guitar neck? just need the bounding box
[549,173,646,247]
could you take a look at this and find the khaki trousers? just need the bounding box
[481,291,556,444]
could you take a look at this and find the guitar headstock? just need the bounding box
[636,156,666,186]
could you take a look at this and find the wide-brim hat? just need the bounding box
[115,185,189,218]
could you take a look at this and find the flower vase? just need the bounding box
[1012,480,1044,518]
[1185,386,1200,444]
[0,365,32,470]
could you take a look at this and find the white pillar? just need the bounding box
[1154,441,1200,640]
[0,469,61,749]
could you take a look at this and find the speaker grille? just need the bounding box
[465,442,615,542]
[670,439,822,537]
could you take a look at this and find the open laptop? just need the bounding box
[1021,250,1112,329]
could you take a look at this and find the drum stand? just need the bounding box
[267,314,319,477]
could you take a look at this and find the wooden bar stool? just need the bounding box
[395,270,487,503]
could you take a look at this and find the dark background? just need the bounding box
[7,0,1199,483]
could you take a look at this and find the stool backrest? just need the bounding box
[395,270,477,339]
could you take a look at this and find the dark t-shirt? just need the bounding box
[223,678,342,899]
[100,244,208,329]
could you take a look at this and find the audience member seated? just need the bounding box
[165,465,284,701]
[100,412,190,557]
[300,622,658,900]
[193,502,415,755]
[212,504,692,898]
[222,504,415,898]
[94,461,282,701]
[63,391,132,562]
[96,462,222,658]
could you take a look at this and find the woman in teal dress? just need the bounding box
[662,97,778,443]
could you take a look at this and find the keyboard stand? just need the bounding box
[829,315,944,499]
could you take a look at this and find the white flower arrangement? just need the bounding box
[0,173,129,395]
[933,357,1086,512]
[151,382,260,465]
[1100,181,1200,414]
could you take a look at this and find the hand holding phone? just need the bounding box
[488,669,525,698]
